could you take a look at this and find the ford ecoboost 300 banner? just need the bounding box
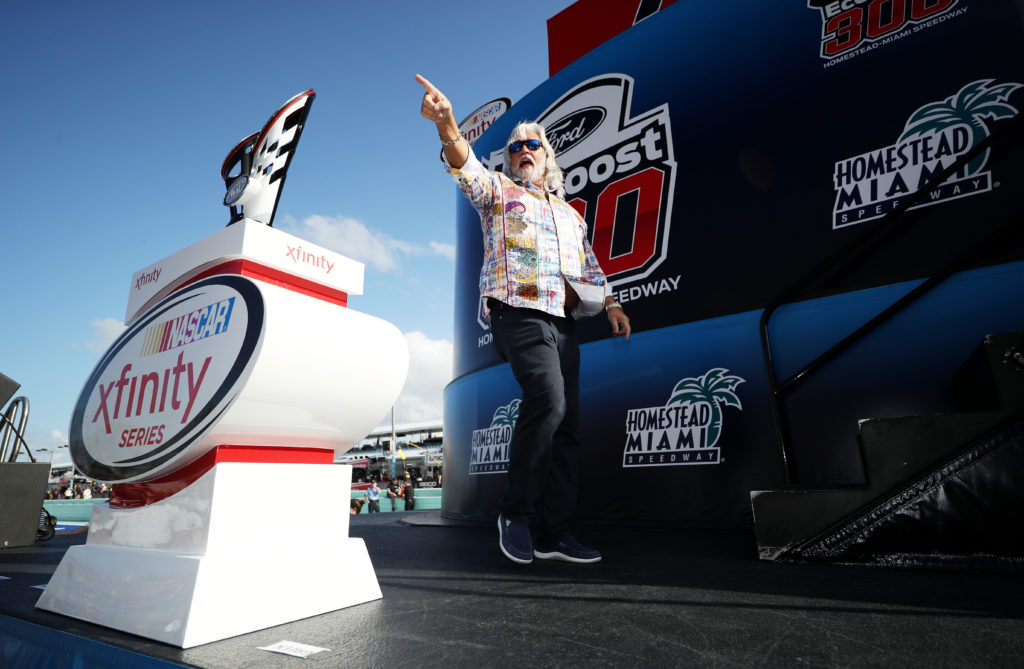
[443,0,1024,525]
[69,275,265,483]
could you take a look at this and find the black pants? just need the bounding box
[489,300,581,542]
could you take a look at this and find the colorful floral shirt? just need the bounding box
[448,150,608,318]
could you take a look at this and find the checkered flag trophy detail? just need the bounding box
[221,90,316,226]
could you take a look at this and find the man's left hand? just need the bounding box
[608,307,631,341]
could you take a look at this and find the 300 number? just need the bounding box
[822,0,955,57]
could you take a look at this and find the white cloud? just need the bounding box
[391,331,452,423]
[282,214,453,272]
[85,317,125,354]
[429,241,456,260]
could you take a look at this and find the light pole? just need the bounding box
[389,406,397,480]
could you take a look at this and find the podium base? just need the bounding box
[36,461,380,648]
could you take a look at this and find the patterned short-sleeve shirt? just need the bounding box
[449,150,607,318]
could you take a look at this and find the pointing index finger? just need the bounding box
[415,74,436,94]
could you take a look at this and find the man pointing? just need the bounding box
[417,74,630,565]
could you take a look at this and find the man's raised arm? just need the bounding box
[416,74,469,169]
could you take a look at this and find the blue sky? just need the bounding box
[2,0,571,466]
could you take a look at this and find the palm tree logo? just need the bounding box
[666,369,744,447]
[490,399,521,428]
[898,79,1021,177]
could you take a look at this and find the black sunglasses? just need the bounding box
[508,139,543,153]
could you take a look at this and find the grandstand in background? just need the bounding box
[336,420,443,488]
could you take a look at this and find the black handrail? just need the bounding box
[761,112,1024,484]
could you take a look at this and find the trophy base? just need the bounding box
[36,461,380,648]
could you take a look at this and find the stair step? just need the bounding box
[953,332,1024,411]
[753,411,1004,560]
[752,333,1024,566]
[750,488,876,560]
[857,410,1007,491]
[793,408,1024,566]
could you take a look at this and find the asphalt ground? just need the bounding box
[2,510,1024,668]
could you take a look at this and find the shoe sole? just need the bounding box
[497,517,533,564]
[533,549,602,564]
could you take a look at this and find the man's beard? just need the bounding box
[512,160,544,187]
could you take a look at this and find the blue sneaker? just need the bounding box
[534,536,602,563]
[497,513,533,564]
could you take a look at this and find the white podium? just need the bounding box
[40,220,406,646]
[38,463,379,648]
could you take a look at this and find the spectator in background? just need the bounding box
[365,480,381,513]
[403,476,415,511]
[386,479,399,511]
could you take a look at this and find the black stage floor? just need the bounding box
[3,511,1024,668]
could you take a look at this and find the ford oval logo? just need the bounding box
[545,107,605,154]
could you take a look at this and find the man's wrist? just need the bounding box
[438,118,462,145]
[439,131,462,146]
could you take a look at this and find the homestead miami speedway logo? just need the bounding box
[832,79,1021,229]
[808,0,965,66]
[69,275,265,483]
[469,399,520,475]
[623,369,744,468]
[477,74,676,334]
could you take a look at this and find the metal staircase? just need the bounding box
[752,333,1024,570]
[750,103,1024,570]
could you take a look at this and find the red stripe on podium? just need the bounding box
[183,259,349,306]
[110,445,335,508]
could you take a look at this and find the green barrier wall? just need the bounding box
[43,499,109,523]
[350,488,441,513]
[42,488,443,521]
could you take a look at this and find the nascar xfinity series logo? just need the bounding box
[69,275,265,483]
[469,399,520,475]
[622,369,744,468]
[833,79,1020,229]
[139,297,235,356]
[477,74,677,337]
[808,0,966,66]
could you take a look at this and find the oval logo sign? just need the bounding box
[458,97,512,148]
[69,275,265,483]
[545,106,605,155]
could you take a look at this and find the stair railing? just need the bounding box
[0,396,33,463]
[761,112,1024,484]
